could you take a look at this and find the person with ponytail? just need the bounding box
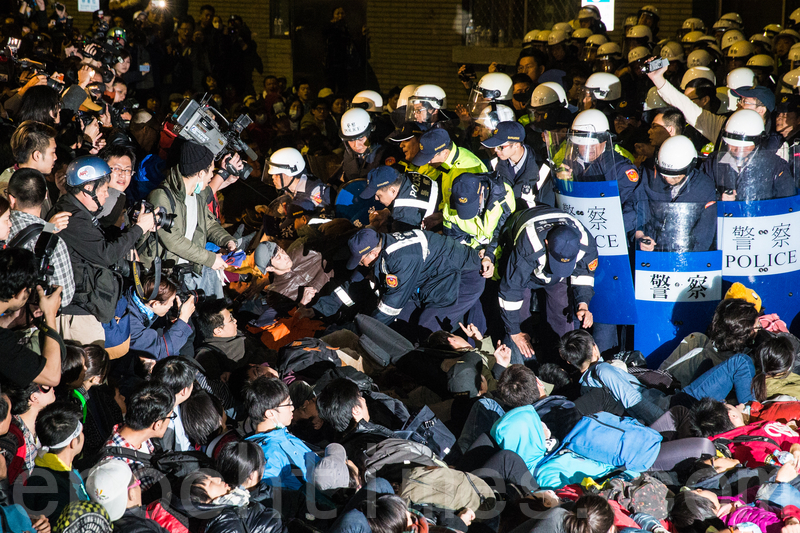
[752,336,800,402]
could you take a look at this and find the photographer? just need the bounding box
[0,248,63,388]
[6,168,74,307]
[127,275,194,361]
[50,156,155,344]
[144,141,241,299]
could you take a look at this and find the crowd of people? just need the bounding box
[2,1,800,533]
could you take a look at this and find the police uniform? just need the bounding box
[390,172,441,232]
[635,167,717,252]
[319,230,483,333]
[491,145,555,208]
[286,173,334,212]
[498,206,598,343]
[443,173,515,261]
[701,149,795,201]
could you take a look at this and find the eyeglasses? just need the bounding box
[128,478,141,490]
[162,412,178,421]
[110,167,133,176]
[37,385,52,394]
[274,401,293,410]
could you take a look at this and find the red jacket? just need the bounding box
[713,421,800,467]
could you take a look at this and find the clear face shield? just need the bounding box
[405,98,437,124]
[553,130,615,182]
[717,134,763,200]
[467,86,504,117]
[595,55,620,73]
[636,201,717,252]
[580,44,600,62]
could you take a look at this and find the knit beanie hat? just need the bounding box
[180,142,214,176]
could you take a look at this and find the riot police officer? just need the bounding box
[635,135,717,252]
[359,166,440,232]
[339,108,401,182]
[266,147,333,211]
[483,121,554,208]
[498,206,598,361]
[701,109,795,201]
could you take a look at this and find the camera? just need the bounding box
[1,43,66,92]
[29,225,59,306]
[170,96,258,180]
[170,265,207,310]
[458,65,476,83]
[129,201,177,232]
[640,57,669,74]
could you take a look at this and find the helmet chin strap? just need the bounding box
[80,180,104,216]
[278,173,300,193]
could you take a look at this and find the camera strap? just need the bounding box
[7,223,44,249]
[132,238,160,302]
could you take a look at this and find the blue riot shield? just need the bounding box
[334,179,383,226]
[717,194,800,334]
[634,202,722,365]
[555,179,637,325]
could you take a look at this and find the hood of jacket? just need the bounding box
[490,405,546,471]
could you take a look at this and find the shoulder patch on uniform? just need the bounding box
[588,258,598,271]
[705,201,716,209]
[385,157,396,166]
[291,341,303,347]
[625,169,639,182]
[386,274,398,288]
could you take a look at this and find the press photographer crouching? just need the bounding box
[50,155,156,345]
[126,274,195,361]
[140,141,244,300]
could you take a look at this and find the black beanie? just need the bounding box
[179,142,214,176]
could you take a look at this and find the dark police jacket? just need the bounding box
[390,172,440,232]
[701,149,795,201]
[498,206,598,334]
[342,142,402,181]
[635,168,717,252]
[321,230,481,324]
[492,145,556,209]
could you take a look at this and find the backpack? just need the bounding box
[394,405,456,460]
[100,296,131,360]
[98,446,215,503]
[362,438,445,482]
[627,367,681,395]
[401,466,496,512]
[277,338,341,378]
[0,504,35,533]
[71,260,123,323]
[314,366,375,394]
[548,412,663,472]
[712,434,782,459]
[593,474,671,519]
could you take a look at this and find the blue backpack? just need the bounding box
[544,412,662,472]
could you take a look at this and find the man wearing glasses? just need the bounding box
[98,144,136,228]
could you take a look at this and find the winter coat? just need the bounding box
[246,428,320,491]
[126,288,192,360]
[267,241,332,304]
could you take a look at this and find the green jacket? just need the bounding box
[439,144,488,209]
[141,166,232,274]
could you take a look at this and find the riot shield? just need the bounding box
[713,142,797,201]
[554,174,637,325]
[717,193,800,334]
[635,201,717,253]
[334,178,383,225]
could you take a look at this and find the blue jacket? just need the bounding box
[580,362,670,424]
[490,406,614,489]
[390,172,440,232]
[126,288,192,360]
[493,145,555,209]
[246,428,320,491]
[701,149,795,201]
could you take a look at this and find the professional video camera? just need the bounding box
[129,201,177,232]
[2,38,64,91]
[110,98,140,129]
[169,95,258,180]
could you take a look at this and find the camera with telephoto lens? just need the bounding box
[129,201,177,232]
[169,95,258,180]
[168,265,207,313]
[640,57,669,74]
[1,43,66,92]
[24,226,59,306]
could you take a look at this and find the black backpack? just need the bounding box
[394,405,456,460]
[277,338,341,378]
[97,446,215,504]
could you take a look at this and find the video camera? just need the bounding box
[129,201,177,232]
[169,95,258,180]
[640,57,669,74]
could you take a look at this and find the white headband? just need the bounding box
[39,422,82,456]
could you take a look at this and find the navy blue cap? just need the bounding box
[732,85,776,113]
[347,228,381,270]
[360,166,401,199]
[546,225,582,279]
[777,94,800,114]
[412,128,451,166]
[450,174,483,220]
[386,121,423,142]
[481,121,526,148]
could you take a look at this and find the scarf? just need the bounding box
[204,333,247,362]
[131,291,155,325]
[212,486,251,508]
